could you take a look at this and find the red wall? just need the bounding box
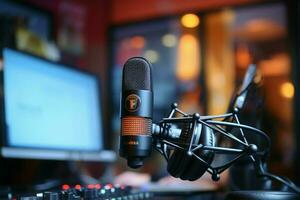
[111,0,265,24]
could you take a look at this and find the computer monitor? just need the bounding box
[0,48,115,162]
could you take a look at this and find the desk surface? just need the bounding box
[154,192,225,200]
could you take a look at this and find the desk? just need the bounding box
[154,191,226,200]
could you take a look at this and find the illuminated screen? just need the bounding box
[3,49,103,152]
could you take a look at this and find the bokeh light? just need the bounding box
[161,34,177,47]
[176,34,200,81]
[130,36,145,49]
[181,13,200,28]
[143,50,159,63]
[280,81,294,99]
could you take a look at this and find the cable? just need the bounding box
[259,172,300,194]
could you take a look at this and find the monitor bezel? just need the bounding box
[0,48,116,162]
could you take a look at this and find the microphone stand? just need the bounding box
[153,102,265,178]
[152,102,300,195]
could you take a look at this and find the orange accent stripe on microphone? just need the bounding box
[121,117,152,135]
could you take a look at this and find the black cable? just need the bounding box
[258,172,300,194]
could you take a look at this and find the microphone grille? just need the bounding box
[121,117,152,135]
[123,57,152,90]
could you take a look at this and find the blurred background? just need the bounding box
[0,0,299,190]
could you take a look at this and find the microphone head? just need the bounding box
[120,57,153,168]
[122,57,152,91]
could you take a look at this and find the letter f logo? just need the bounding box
[125,94,141,112]
[129,99,137,110]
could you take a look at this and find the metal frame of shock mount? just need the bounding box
[153,103,300,194]
[153,102,271,182]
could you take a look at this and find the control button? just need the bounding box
[74,185,81,190]
[62,184,70,190]
[95,184,101,189]
[83,188,98,199]
[43,192,59,200]
[60,190,80,200]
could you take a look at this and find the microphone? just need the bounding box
[118,58,300,197]
[119,57,153,168]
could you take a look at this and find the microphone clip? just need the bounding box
[152,102,270,182]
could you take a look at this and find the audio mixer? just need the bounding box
[2,184,153,200]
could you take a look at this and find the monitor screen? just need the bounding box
[1,48,115,162]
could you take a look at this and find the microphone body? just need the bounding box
[119,57,153,168]
[152,124,181,140]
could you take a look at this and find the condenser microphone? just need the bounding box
[119,57,153,168]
